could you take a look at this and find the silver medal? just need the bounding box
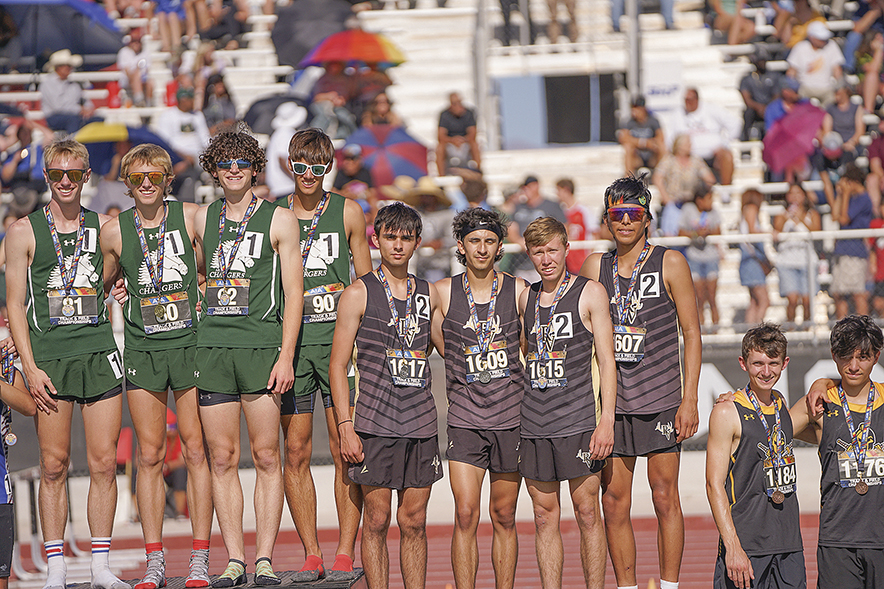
[478,370,492,384]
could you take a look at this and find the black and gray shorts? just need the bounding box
[612,406,681,457]
[519,430,604,482]
[446,426,520,474]
[348,433,443,490]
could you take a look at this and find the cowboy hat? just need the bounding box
[45,49,83,72]
[379,175,416,200]
[403,176,451,208]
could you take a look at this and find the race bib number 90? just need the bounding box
[526,351,567,389]
[303,282,345,324]
[48,288,99,325]
[205,279,250,316]
[385,348,428,388]
[140,291,192,334]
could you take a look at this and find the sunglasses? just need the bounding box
[46,168,86,183]
[290,161,332,176]
[127,171,166,186]
[216,159,252,170]
[607,206,646,222]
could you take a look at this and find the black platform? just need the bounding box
[67,572,367,589]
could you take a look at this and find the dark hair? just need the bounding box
[288,127,334,164]
[374,201,422,239]
[451,207,507,266]
[556,178,575,193]
[603,173,653,219]
[199,130,266,185]
[830,314,884,359]
[842,163,867,185]
[693,182,712,202]
[742,323,787,361]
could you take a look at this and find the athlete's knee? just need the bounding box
[251,444,281,473]
[207,444,238,475]
[283,441,312,471]
[650,480,681,517]
[396,508,427,539]
[136,443,165,471]
[531,500,559,529]
[489,498,517,530]
[362,506,392,536]
[40,454,70,484]
[453,500,480,532]
[602,487,631,518]
[87,448,120,480]
[181,443,208,470]
[573,498,601,530]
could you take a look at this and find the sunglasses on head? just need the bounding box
[127,171,166,186]
[216,159,252,170]
[290,161,332,176]
[46,168,86,183]
[607,205,646,222]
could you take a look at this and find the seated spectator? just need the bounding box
[857,31,884,112]
[818,83,864,168]
[548,0,579,42]
[555,177,597,273]
[309,91,358,141]
[202,75,237,134]
[652,134,717,236]
[764,76,809,132]
[353,64,393,117]
[668,87,740,185]
[870,199,884,316]
[117,29,154,107]
[39,50,102,135]
[773,0,826,49]
[772,182,821,325]
[154,86,211,202]
[265,103,307,200]
[313,61,355,103]
[865,116,884,212]
[679,184,721,329]
[842,0,884,73]
[155,0,185,54]
[787,21,844,106]
[738,189,771,324]
[437,92,481,175]
[199,0,248,49]
[361,91,403,128]
[403,176,455,282]
[618,95,665,174]
[333,144,376,211]
[708,0,755,44]
[739,47,781,141]
[0,119,51,218]
[831,164,873,318]
[612,0,673,31]
[193,42,228,109]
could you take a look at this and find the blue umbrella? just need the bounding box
[2,0,123,68]
[343,124,427,187]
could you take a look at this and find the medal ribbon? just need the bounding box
[838,382,876,482]
[612,241,651,324]
[462,271,498,356]
[44,205,86,295]
[377,266,413,349]
[534,272,571,360]
[1,348,12,384]
[133,204,167,293]
[745,386,785,472]
[218,194,259,279]
[292,191,330,267]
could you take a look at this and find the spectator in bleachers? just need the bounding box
[818,82,864,168]
[556,177,597,273]
[856,30,884,112]
[668,87,739,185]
[865,116,884,212]
[503,175,566,280]
[679,183,721,330]
[773,0,826,50]
[313,61,355,103]
[333,144,377,212]
[104,0,144,19]
[773,182,821,325]
[39,50,103,136]
[361,91,403,128]
[739,47,781,141]
[787,21,845,106]
[265,103,307,200]
[738,188,771,324]
[708,0,755,44]
[437,92,481,176]
[155,86,211,202]
[309,91,358,141]
[199,0,248,49]
[154,0,186,54]
[499,0,535,43]
[0,119,51,218]
[764,76,808,131]
[547,0,579,42]
[354,64,393,117]
[653,134,717,236]
[830,164,873,318]
[618,95,665,175]
[612,0,674,31]
[461,176,490,210]
[869,200,884,315]
[117,29,154,108]
[184,0,210,46]
[403,176,455,282]
[202,74,237,134]
[193,42,228,109]
[841,0,884,73]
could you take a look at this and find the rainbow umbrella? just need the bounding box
[299,29,406,68]
[343,125,427,187]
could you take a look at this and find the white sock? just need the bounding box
[618,586,639,589]
[91,537,111,571]
[43,540,66,588]
[660,581,679,589]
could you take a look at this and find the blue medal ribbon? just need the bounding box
[44,205,86,295]
[377,266,413,349]
[218,194,259,279]
[534,272,571,360]
[133,204,167,293]
[612,241,651,324]
[838,382,876,484]
[462,271,498,356]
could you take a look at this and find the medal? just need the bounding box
[154,304,166,321]
[462,272,499,385]
[856,481,869,495]
[478,370,492,384]
[219,291,231,306]
[62,299,75,317]
[4,433,16,446]
[771,490,785,504]
[745,386,792,503]
[537,377,548,389]
[838,383,876,496]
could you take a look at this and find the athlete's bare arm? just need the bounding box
[5,217,58,413]
[330,280,367,464]
[434,277,452,317]
[705,402,754,589]
[1,369,36,416]
[428,281,445,358]
[663,248,702,442]
[581,279,617,460]
[578,251,603,281]
[791,395,823,445]
[269,206,303,394]
[193,204,209,276]
[98,212,114,227]
[806,378,839,417]
[343,198,372,278]
[517,283,530,355]
[100,217,123,295]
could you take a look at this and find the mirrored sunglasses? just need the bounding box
[127,172,166,186]
[216,159,252,170]
[607,206,646,222]
[290,161,332,176]
[46,168,86,183]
